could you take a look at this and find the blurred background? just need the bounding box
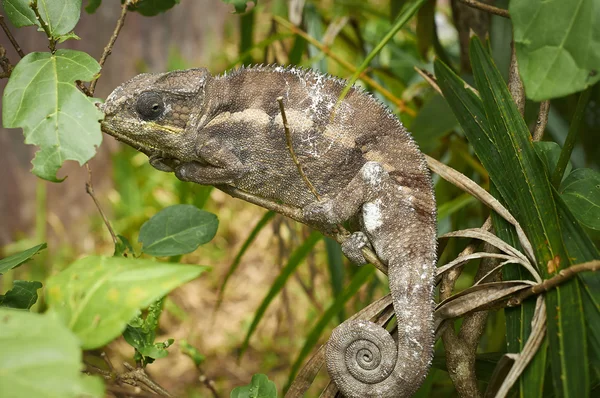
[1,0,599,396]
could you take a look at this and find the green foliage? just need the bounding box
[84,0,101,13]
[435,36,599,398]
[0,308,105,398]
[139,204,219,257]
[231,374,277,398]
[2,50,102,181]
[180,339,206,366]
[510,0,600,100]
[2,0,600,396]
[0,280,42,309]
[222,0,256,14]
[286,265,375,390]
[0,243,46,274]
[125,0,181,16]
[3,0,82,42]
[240,231,322,356]
[46,256,208,349]
[410,93,459,151]
[560,168,600,230]
[123,297,174,366]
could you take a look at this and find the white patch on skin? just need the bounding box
[363,150,395,172]
[361,161,384,186]
[205,109,271,130]
[230,108,271,125]
[363,198,383,232]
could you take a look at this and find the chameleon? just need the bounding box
[101,65,437,398]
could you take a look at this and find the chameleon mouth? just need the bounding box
[100,123,158,157]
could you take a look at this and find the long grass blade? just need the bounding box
[239,231,322,357]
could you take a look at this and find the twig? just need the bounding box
[76,80,93,97]
[30,0,56,53]
[273,15,415,117]
[277,97,322,199]
[121,362,172,397]
[533,100,550,141]
[198,374,220,398]
[508,260,600,306]
[508,41,525,116]
[414,67,443,96]
[105,384,158,398]
[551,86,592,187]
[0,14,25,58]
[89,0,131,95]
[85,164,118,246]
[0,44,13,77]
[458,0,510,18]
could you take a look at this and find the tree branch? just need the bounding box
[30,0,56,53]
[89,0,131,95]
[458,0,510,18]
[0,13,25,58]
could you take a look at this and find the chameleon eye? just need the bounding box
[136,91,165,121]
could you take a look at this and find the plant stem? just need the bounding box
[0,14,25,58]
[336,0,427,107]
[30,0,56,53]
[551,86,593,187]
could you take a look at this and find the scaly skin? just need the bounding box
[101,66,437,397]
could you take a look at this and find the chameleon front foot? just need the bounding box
[341,231,371,265]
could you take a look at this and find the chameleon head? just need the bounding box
[100,68,211,161]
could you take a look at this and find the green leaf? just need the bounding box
[0,309,104,397]
[0,280,43,310]
[3,0,82,38]
[560,168,600,230]
[180,339,206,366]
[222,0,256,14]
[45,256,207,349]
[139,204,218,257]
[126,0,180,16]
[240,232,321,356]
[0,243,46,274]
[123,297,172,366]
[231,374,277,398]
[411,93,459,151]
[2,50,103,181]
[510,0,600,100]
[85,0,102,13]
[534,142,572,182]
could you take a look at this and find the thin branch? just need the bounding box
[277,97,322,200]
[85,164,118,246]
[0,14,25,58]
[89,0,131,94]
[508,260,600,306]
[0,44,13,77]
[121,362,172,397]
[273,15,415,117]
[76,80,93,97]
[198,374,220,398]
[458,0,510,18]
[414,67,443,96]
[30,0,56,53]
[533,100,550,141]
